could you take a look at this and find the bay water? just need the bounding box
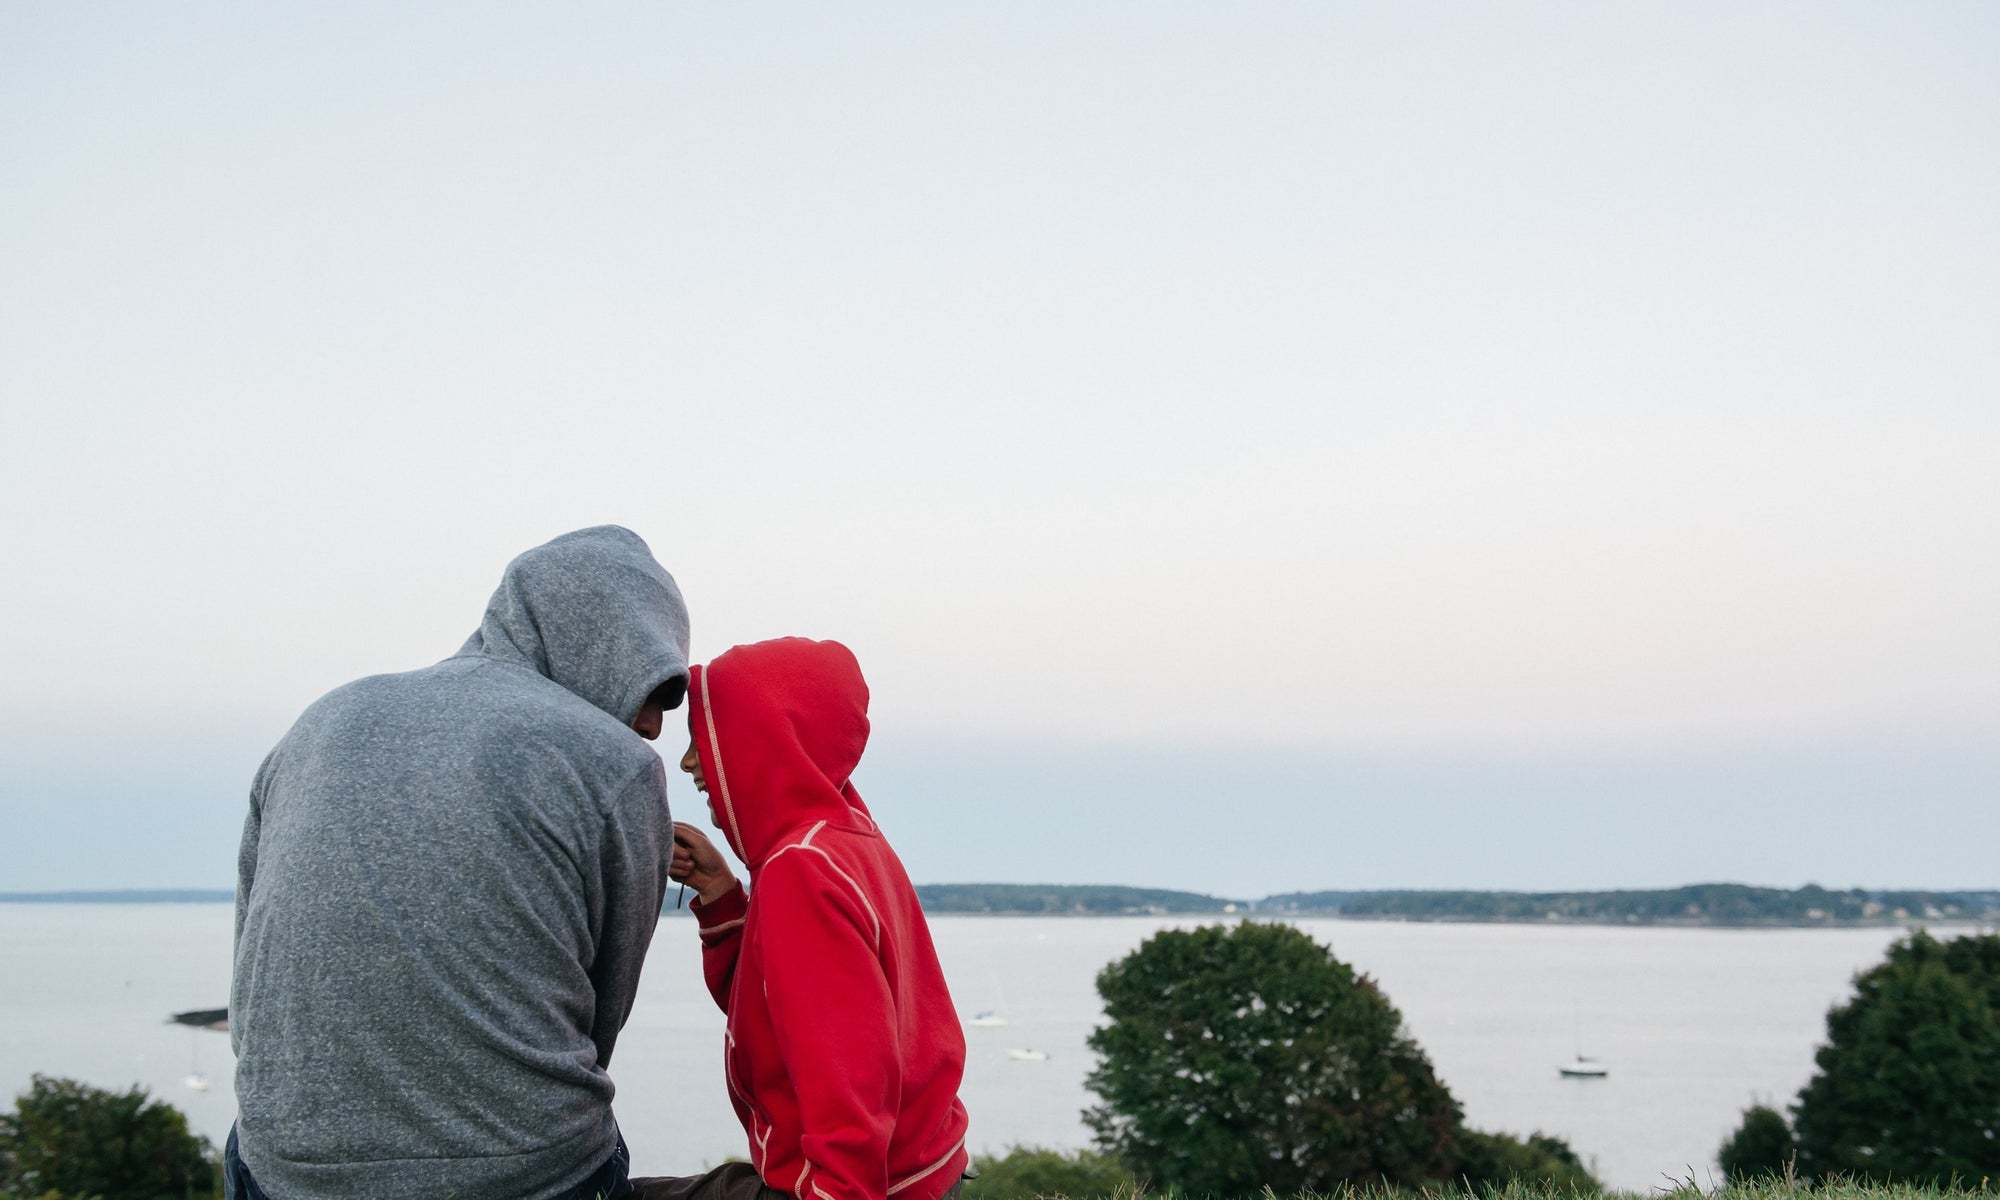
[0,905,1949,1192]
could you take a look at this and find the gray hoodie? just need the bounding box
[231,526,690,1200]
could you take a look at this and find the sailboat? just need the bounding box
[1558,1004,1607,1078]
[181,1027,212,1091]
[169,1007,228,1091]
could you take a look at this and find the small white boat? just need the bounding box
[967,1010,1008,1028]
[173,1009,227,1093]
[1558,1003,1606,1078]
[1006,1048,1048,1062]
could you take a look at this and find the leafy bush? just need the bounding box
[1789,932,2000,1183]
[963,1146,1136,1200]
[1085,922,1466,1194]
[1454,1128,1596,1192]
[0,1074,216,1200]
[1718,1104,1796,1182]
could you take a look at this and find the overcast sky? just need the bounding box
[3,2,1996,897]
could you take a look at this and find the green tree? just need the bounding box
[963,1146,1135,1200]
[1788,932,2000,1183]
[1084,922,1462,1195]
[1718,1105,1796,1182]
[0,1075,216,1200]
[1454,1128,1598,1192]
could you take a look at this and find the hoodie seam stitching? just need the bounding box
[601,757,667,822]
[765,840,882,948]
[888,1135,968,1194]
[700,669,746,860]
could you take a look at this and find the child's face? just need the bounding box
[679,738,721,827]
[679,739,706,792]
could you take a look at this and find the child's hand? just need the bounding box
[670,821,738,905]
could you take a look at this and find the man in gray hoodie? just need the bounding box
[227,526,690,1200]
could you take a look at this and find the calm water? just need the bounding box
[0,906,1963,1191]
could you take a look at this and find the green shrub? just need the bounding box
[1084,922,1468,1194]
[1453,1128,1596,1192]
[1789,932,2000,1184]
[1718,1104,1796,1182]
[964,1146,1136,1200]
[0,1074,216,1200]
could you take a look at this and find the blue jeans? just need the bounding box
[221,1128,269,1200]
[225,1124,633,1200]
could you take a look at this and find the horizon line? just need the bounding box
[5,881,1997,905]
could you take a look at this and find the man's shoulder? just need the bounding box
[308,657,593,722]
[287,659,658,784]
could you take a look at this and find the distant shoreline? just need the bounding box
[0,889,235,904]
[911,882,2000,925]
[8,883,1996,929]
[911,910,2000,929]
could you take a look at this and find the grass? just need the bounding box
[1067,1185,1988,1200]
[1465,1178,1990,1200]
[968,1171,1997,1200]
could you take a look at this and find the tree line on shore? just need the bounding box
[916,881,2000,924]
[8,883,1997,925]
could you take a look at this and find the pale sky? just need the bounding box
[3,2,1996,896]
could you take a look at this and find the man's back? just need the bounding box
[231,526,689,1200]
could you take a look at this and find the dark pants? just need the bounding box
[629,1162,788,1200]
[558,1134,634,1200]
[222,1128,270,1200]
[224,1125,634,1200]
[630,1164,967,1200]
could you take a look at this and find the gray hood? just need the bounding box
[459,525,691,725]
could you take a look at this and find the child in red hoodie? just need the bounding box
[644,638,971,1200]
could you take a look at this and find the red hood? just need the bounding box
[688,638,875,869]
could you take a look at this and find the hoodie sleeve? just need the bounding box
[587,759,673,1067]
[755,850,898,1200]
[693,881,749,1011]
[233,749,281,951]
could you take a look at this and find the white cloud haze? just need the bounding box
[3,2,1996,892]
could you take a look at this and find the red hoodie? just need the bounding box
[687,638,971,1200]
